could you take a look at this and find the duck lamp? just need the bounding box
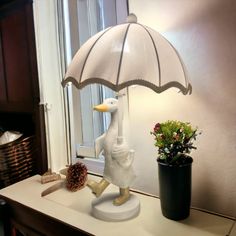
[62,14,191,221]
[88,98,135,206]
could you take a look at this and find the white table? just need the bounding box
[0,174,235,236]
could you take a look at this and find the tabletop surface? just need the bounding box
[0,174,235,236]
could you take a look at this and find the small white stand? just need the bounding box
[91,193,140,222]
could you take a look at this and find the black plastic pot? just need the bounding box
[158,159,193,220]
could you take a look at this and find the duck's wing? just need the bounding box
[95,133,106,157]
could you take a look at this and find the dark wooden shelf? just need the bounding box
[0,0,48,186]
[0,0,32,19]
[0,102,34,113]
[0,196,91,236]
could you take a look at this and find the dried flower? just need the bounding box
[66,162,87,192]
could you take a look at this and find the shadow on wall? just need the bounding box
[192,171,232,216]
[129,0,236,218]
[186,0,236,218]
[165,0,236,218]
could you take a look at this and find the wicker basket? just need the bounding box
[0,135,36,188]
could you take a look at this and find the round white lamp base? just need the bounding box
[91,193,140,222]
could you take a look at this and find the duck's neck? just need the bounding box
[108,110,118,133]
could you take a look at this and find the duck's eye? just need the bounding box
[110,102,114,104]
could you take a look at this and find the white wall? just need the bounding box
[128,0,236,217]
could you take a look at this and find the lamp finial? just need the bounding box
[126,13,137,23]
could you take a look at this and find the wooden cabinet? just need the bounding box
[0,0,39,112]
[0,37,7,103]
[0,197,90,236]
[0,0,47,180]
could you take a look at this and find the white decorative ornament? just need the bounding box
[95,98,135,188]
[87,98,136,207]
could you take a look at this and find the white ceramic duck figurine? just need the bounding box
[87,98,135,206]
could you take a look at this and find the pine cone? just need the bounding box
[66,162,87,192]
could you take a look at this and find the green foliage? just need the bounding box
[150,120,199,165]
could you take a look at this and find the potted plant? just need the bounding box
[151,120,199,220]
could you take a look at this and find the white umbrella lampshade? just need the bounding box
[62,14,192,95]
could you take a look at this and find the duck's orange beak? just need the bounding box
[93,104,108,112]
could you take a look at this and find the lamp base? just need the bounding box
[91,193,140,221]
